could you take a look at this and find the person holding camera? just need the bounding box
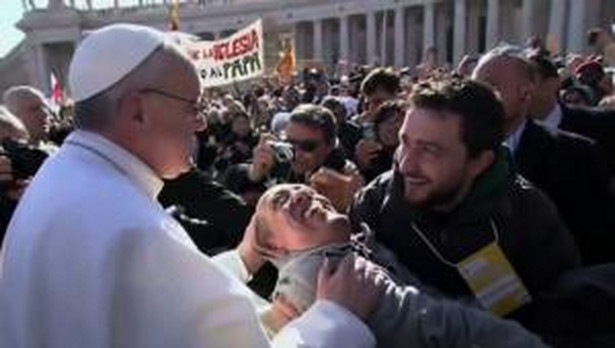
[248,104,362,213]
[0,106,43,244]
[321,96,362,160]
[355,68,401,124]
[354,100,407,182]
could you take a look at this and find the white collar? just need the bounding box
[503,119,527,155]
[539,104,562,131]
[64,130,164,200]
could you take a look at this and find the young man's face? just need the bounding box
[255,184,350,252]
[396,107,488,211]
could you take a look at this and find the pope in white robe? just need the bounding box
[0,23,378,348]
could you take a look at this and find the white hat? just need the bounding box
[68,23,167,102]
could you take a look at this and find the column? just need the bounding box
[467,0,480,52]
[436,4,448,63]
[395,6,405,67]
[548,0,566,54]
[366,12,377,65]
[453,0,466,64]
[486,0,500,50]
[567,0,587,54]
[407,9,420,69]
[339,15,350,64]
[380,11,388,66]
[313,19,323,62]
[34,45,50,96]
[521,0,535,41]
[423,1,435,54]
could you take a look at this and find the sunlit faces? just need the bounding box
[377,112,404,148]
[365,88,396,114]
[231,114,251,138]
[285,122,332,177]
[256,184,350,252]
[14,93,51,142]
[396,107,486,211]
[138,58,205,179]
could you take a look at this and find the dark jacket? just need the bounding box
[338,121,363,159]
[158,168,252,254]
[559,103,615,177]
[350,150,581,312]
[158,168,278,299]
[0,196,18,246]
[214,132,259,173]
[515,120,613,265]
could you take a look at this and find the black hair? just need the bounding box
[373,99,407,126]
[410,78,505,159]
[360,68,401,96]
[289,104,337,145]
[528,53,560,80]
[587,28,604,46]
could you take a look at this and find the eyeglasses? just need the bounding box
[287,138,321,152]
[140,88,206,121]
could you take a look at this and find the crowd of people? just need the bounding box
[1,22,615,347]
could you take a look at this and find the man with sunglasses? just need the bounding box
[248,104,361,212]
[0,24,383,348]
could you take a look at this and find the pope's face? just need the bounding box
[139,58,206,179]
[256,184,350,252]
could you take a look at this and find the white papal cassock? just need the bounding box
[0,130,375,348]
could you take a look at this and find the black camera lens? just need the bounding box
[269,141,294,163]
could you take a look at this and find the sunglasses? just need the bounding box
[287,138,321,152]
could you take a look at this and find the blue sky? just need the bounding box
[1,0,146,58]
[0,0,26,57]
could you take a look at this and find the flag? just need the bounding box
[276,39,296,85]
[168,0,180,31]
[50,72,63,105]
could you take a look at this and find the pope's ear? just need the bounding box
[118,91,145,124]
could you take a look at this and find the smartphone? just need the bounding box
[362,122,377,141]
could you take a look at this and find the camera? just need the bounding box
[1,139,48,180]
[269,141,294,163]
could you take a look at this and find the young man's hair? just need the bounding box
[360,68,401,96]
[409,78,505,159]
[289,104,337,145]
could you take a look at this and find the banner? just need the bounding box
[185,19,264,87]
